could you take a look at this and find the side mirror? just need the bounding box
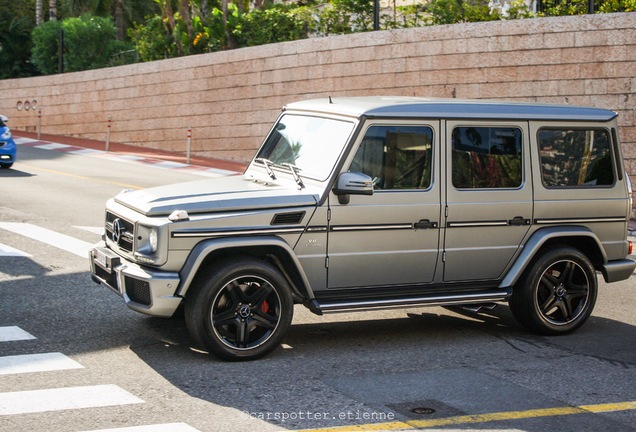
[333,172,374,204]
[0,115,8,124]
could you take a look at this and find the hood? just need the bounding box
[114,175,320,217]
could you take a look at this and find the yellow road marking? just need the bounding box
[300,401,636,431]
[20,164,141,190]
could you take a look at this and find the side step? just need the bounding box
[307,289,511,315]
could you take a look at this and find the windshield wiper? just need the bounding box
[282,163,304,189]
[255,158,276,180]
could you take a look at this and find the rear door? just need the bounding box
[443,121,533,282]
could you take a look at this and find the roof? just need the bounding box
[283,96,617,122]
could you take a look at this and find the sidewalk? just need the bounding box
[14,131,247,174]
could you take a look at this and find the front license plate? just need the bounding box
[92,247,120,273]
[94,249,108,269]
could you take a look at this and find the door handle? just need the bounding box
[414,219,438,229]
[508,216,530,226]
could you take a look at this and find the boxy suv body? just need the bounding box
[89,97,635,360]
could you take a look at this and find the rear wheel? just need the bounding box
[185,257,293,361]
[509,247,597,335]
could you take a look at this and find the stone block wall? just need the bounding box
[1,13,634,172]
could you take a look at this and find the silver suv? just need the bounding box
[90,97,635,360]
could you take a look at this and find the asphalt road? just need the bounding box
[1,141,635,432]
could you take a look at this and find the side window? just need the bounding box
[350,125,433,190]
[452,126,522,189]
[538,128,614,187]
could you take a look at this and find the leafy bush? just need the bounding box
[62,15,120,71]
[32,14,133,74]
[539,0,590,15]
[129,15,178,62]
[598,0,636,12]
[31,19,63,75]
[0,16,38,78]
[233,5,314,47]
[317,0,375,35]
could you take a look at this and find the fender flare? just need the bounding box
[499,226,606,289]
[175,236,315,300]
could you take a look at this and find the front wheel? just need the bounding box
[509,247,597,335]
[185,258,294,361]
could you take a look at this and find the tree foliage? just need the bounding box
[31,14,133,74]
[233,4,314,46]
[0,0,38,78]
[2,0,634,77]
[31,19,63,74]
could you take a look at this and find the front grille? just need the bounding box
[125,277,151,305]
[105,211,134,252]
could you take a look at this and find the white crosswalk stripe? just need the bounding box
[0,352,84,375]
[80,423,202,432]
[0,384,144,415]
[0,222,96,257]
[0,326,36,342]
[0,243,31,257]
[0,328,201,431]
[1,241,201,431]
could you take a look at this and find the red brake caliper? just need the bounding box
[261,300,270,314]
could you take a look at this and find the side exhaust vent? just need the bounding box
[271,211,305,225]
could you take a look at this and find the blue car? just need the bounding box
[0,115,16,169]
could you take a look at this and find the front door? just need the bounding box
[327,121,441,289]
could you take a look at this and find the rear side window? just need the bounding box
[538,128,614,187]
[452,126,522,189]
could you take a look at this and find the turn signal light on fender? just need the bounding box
[629,241,633,256]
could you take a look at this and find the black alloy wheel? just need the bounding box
[185,257,293,361]
[510,246,597,335]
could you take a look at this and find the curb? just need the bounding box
[14,135,244,178]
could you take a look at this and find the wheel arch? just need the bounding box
[176,236,314,303]
[500,226,606,289]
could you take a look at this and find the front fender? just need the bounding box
[499,226,606,289]
[175,236,314,299]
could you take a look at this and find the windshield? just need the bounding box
[255,114,355,181]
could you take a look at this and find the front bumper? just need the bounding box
[89,245,182,317]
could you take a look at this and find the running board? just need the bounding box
[307,289,511,315]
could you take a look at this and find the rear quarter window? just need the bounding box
[538,128,614,188]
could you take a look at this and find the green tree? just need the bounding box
[31,14,132,74]
[31,19,63,74]
[538,0,589,15]
[0,0,39,78]
[233,5,313,47]
[598,0,636,12]
[425,0,499,24]
[128,15,175,61]
[317,0,374,35]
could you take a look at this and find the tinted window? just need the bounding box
[350,125,433,190]
[452,127,522,189]
[538,128,613,187]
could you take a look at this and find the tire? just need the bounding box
[0,163,12,169]
[184,257,293,361]
[509,246,597,335]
